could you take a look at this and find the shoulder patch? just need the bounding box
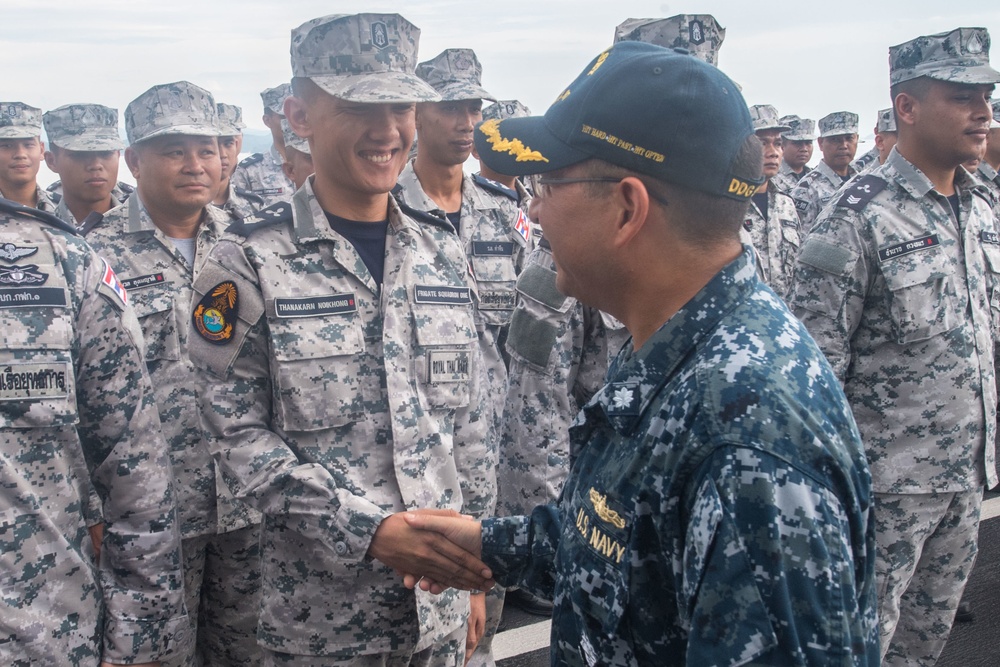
[797,238,859,277]
[835,174,887,212]
[193,281,240,345]
[472,173,518,201]
[226,201,292,236]
[235,187,266,206]
[237,153,264,167]
[0,197,79,236]
[99,257,129,307]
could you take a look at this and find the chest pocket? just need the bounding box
[412,303,477,411]
[0,302,78,429]
[559,487,632,659]
[880,246,962,344]
[982,244,1000,336]
[129,287,181,364]
[270,312,367,432]
[471,244,519,326]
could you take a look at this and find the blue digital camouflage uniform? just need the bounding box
[790,160,858,233]
[742,186,801,299]
[230,145,295,207]
[481,247,878,666]
[789,148,999,665]
[0,198,188,665]
[395,163,530,435]
[187,179,496,660]
[85,191,263,666]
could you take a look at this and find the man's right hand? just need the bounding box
[367,510,493,592]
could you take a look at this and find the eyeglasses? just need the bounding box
[535,175,669,207]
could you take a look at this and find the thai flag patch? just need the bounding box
[514,209,532,244]
[100,257,128,306]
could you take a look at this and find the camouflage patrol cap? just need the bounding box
[474,42,763,201]
[781,116,816,141]
[416,48,496,102]
[876,108,897,134]
[261,83,292,115]
[125,81,221,145]
[818,111,859,138]
[890,28,1000,86]
[483,99,531,122]
[614,15,725,66]
[281,117,311,155]
[748,105,791,133]
[290,13,440,104]
[42,104,124,151]
[0,102,43,139]
[216,103,245,136]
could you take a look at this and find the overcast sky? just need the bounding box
[5,1,1000,184]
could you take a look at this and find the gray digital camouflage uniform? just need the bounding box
[215,183,266,222]
[977,160,1000,203]
[742,186,801,298]
[498,238,628,518]
[852,146,880,174]
[771,161,809,195]
[789,148,999,665]
[482,247,878,666]
[86,191,263,666]
[187,179,496,659]
[231,145,295,206]
[790,159,858,234]
[0,198,188,665]
[53,184,131,228]
[395,162,529,434]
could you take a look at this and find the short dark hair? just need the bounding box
[581,134,761,245]
[890,75,934,103]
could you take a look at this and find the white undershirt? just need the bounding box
[168,236,196,266]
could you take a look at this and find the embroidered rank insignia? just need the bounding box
[836,174,887,211]
[981,230,1000,245]
[0,264,48,286]
[513,209,532,244]
[100,258,128,306]
[0,243,38,262]
[193,281,239,345]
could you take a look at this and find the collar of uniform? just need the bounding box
[978,160,999,183]
[814,159,854,187]
[396,161,445,216]
[291,176,412,245]
[463,172,501,211]
[591,246,760,436]
[882,147,938,201]
[126,190,228,239]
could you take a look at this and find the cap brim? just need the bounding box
[782,133,814,141]
[755,124,792,133]
[130,124,222,145]
[310,72,441,104]
[434,82,497,103]
[0,128,40,139]
[52,137,125,151]
[819,130,859,138]
[474,116,589,177]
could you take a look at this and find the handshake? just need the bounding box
[368,509,494,594]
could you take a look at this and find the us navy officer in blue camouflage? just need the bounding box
[402,41,878,666]
[790,27,1000,666]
